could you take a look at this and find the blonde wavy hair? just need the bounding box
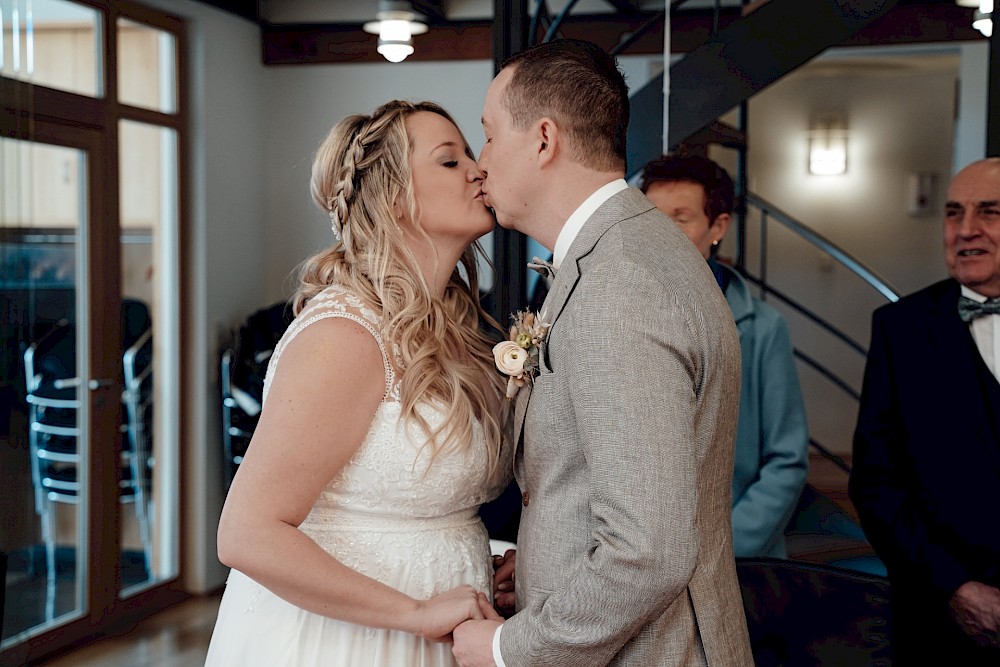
[293,100,507,481]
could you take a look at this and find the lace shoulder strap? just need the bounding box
[263,285,397,404]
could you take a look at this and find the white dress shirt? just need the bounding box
[551,178,629,268]
[961,285,1000,383]
[491,177,628,667]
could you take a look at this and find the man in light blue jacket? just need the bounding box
[642,155,810,557]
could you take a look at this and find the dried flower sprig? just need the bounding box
[493,310,550,399]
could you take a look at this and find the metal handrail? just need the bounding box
[809,438,853,475]
[742,194,904,476]
[740,272,868,357]
[746,194,902,303]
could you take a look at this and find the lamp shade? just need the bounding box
[378,41,415,63]
[363,1,428,62]
[973,1,993,36]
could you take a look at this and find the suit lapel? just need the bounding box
[513,188,654,465]
[541,188,654,332]
[512,381,531,464]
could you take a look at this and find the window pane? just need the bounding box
[1,0,103,98]
[117,18,176,114]
[118,119,179,597]
[1,136,88,646]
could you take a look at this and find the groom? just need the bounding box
[453,39,752,666]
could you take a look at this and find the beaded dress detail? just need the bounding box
[205,284,509,666]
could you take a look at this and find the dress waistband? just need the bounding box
[299,509,481,534]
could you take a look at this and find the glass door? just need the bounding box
[0,126,102,650]
[1,1,185,661]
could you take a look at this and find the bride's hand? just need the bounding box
[409,585,485,643]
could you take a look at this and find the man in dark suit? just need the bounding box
[850,158,1000,664]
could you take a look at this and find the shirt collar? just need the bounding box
[961,285,990,303]
[552,179,628,269]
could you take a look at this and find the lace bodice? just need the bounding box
[261,284,508,527]
[265,285,402,404]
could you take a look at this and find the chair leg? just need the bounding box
[133,487,153,578]
[40,498,56,621]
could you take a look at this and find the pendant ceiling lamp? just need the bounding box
[956,0,993,37]
[363,1,428,63]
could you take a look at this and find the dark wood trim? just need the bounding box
[261,20,493,65]
[116,104,183,129]
[259,12,740,66]
[175,9,192,614]
[0,79,108,131]
[261,4,986,66]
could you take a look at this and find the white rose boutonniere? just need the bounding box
[493,310,550,399]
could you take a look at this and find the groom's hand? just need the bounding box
[453,593,503,667]
[492,549,516,616]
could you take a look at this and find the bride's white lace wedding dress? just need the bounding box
[205,285,508,666]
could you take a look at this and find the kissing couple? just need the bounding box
[204,38,753,667]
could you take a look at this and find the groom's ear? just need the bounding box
[537,117,558,166]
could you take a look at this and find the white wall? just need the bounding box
[261,60,495,300]
[955,42,989,172]
[735,44,986,454]
[139,0,268,592]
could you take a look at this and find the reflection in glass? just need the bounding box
[1,0,103,98]
[0,137,87,646]
[117,17,176,113]
[118,119,179,598]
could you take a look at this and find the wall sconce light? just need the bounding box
[808,115,848,176]
[363,1,428,63]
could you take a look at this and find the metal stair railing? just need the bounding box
[740,193,902,474]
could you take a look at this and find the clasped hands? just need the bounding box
[446,548,518,667]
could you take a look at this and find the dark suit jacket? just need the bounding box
[850,278,1000,663]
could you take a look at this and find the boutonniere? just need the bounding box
[493,310,550,399]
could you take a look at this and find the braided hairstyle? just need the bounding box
[293,100,507,481]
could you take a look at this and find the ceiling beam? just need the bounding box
[411,0,447,24]
[260,3,983,66]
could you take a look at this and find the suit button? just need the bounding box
[522,492,530,507]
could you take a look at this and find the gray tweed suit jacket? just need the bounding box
[499,188,754,666]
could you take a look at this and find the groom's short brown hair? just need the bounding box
[501,39,629,173]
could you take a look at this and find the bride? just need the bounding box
[205,100,511,666]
